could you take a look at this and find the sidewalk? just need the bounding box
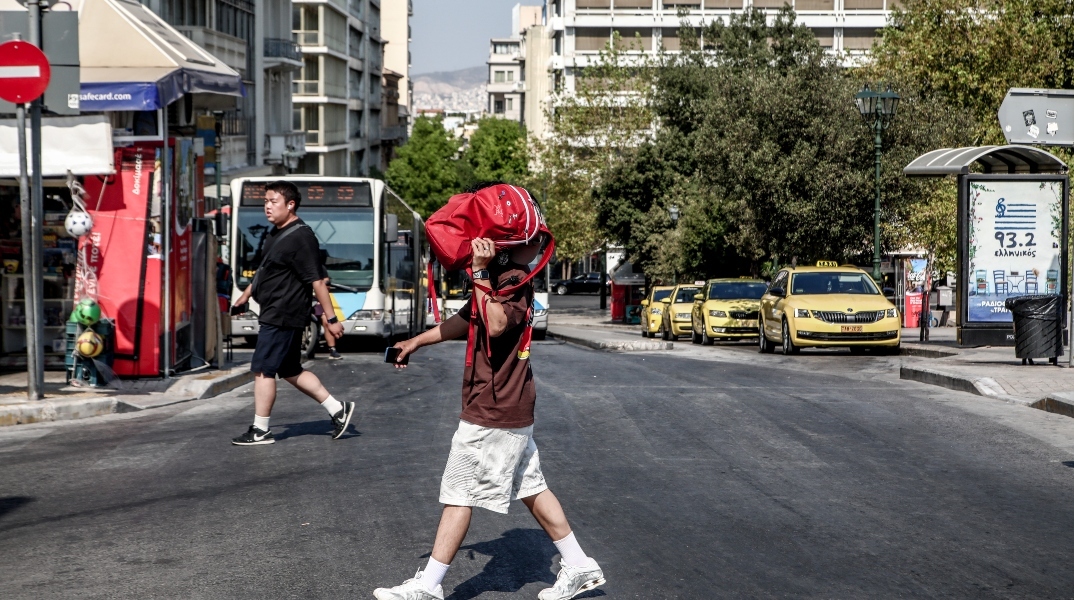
[0,360,254,426]
[549,309,1074,417]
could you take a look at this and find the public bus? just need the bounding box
[428,254,550,339]
[227,177,427,354]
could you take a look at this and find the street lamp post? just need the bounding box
[669,204,680,284]
[855,84,900,283]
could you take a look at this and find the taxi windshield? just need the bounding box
[791,272,879,295]
[674,288,699,303]
[652,289,672,302]
[709,282,767,300]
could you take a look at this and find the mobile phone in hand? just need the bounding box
[385,347,409,365]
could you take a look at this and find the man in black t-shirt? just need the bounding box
[230,181,355,446]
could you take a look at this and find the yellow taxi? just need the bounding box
[658,283,703,340]
[758,262,901,355]
[639,285,675,338]
[689,278,768,345]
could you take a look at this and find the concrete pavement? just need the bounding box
[548,307,1074,418]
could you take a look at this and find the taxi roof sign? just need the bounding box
[693,280,706,285]
[815,261,839,267]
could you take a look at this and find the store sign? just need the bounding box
[966,179,1065,322]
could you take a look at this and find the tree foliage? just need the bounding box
[385,116,461,218]
[464,117,529,184]
[529,32,655,264]
[594,8,974,280]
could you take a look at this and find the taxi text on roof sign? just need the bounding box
[815,261,839,267]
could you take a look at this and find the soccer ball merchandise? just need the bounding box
[64,210,94,238]
[71,298,102,326]
[75,330,104,358]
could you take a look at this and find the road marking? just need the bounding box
[0,66,40,78]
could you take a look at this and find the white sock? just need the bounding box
[419,557,449,593]
[553,532,590,568]
[321,396,343,415]
[253,415,270,432]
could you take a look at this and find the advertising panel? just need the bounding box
[965,179,1065,323]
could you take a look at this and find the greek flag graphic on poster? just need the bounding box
[966,180,1064,322]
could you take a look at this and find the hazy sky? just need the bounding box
[411,0,543,75]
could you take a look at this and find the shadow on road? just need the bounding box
[273,420,361,441]
[0,496,34,521]
[445,528,604,599]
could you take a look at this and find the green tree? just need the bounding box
[385,116,461,218]
[530,32,655,269]
[595,8,974,280]
[868,0,1074,144]
[464,117,529,186]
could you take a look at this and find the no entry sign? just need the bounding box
[0,40,51,104]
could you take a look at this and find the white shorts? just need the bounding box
[439,420,548,514]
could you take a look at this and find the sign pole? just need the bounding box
[27,0,45,395]
[16,100,40,400]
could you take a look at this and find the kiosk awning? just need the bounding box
[0,115,114,176]
[77,0,244,111]
[904,145,1067,176]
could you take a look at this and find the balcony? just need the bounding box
[487,80,523,94]
[381,125,406,142]
[264,37,302,71]
[264,131,307,170]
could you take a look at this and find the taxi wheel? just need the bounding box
[661,323,671,341]
[781,319,800,355]
[691,326,702,344]
[758,318,775,353]
[702,326,714,346]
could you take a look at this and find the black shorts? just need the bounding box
[251,324,304,379]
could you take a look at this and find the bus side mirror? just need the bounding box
[214,210,228,238]
[386,214,399,243]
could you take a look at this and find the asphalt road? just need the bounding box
[3,339,1074,599]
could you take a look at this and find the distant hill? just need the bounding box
[412,66,487,113]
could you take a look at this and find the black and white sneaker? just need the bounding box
[328,348,342,360]
[232,426,275,446]
[331,402,356,439]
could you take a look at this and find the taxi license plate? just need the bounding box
[841,325,863,333]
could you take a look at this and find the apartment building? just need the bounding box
[547,0,894,95]
[144,0,307,179]
[380,0,412,169]
[292,0,410,176]
[486,5,548,128]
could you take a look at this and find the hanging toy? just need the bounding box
[64,210,94,237]
[71,298,102,326]
[75,330,104,358]
[64,174,94,238]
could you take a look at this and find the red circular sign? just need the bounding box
[0,40,51,104]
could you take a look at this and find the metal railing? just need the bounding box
[265,37,301,61]
[293,80,319,95]
[381,125,406,141]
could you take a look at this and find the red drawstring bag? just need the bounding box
[425,184,555,365]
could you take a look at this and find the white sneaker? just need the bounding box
[537,560,606,600]
[373,570,444,600]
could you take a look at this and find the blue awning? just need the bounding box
[79,67,245,112]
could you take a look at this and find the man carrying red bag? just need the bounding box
[374,182,605,600]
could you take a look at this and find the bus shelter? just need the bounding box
[904,145,1069,347]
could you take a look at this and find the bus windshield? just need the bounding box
[236,207,376,290]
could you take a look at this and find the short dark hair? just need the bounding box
[266,180,302,210]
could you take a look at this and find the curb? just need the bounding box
[549,330,673,352]
[900,343,961,359]
[0,365,254,427]
[1035,392,1074,418]
[899,365,1033,407]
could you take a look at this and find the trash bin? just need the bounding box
[1004,294,1063,365]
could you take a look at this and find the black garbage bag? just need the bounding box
[1004,294,1063,361]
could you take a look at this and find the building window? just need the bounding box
[494,71,506,83]
[494,99,505,114]
[216,0,253,41]
[507,71,515,82]
[506,98,514,111]
[493,43,517,54]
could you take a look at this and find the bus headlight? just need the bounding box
[445,308,459,317]
[533,309,547,317]
[349,309,384,320]
[236,309,258,320]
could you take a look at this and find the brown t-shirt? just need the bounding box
[456,264,536,429]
